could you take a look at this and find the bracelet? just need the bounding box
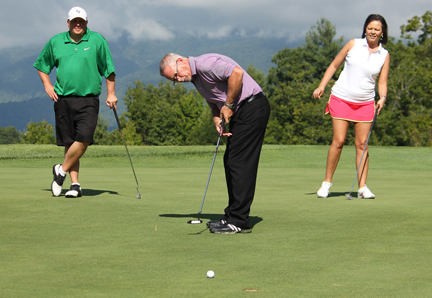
[381,95,387,99]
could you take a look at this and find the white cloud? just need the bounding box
[205,26,233,39]
[126,19,174,40]
[0,0,430,49]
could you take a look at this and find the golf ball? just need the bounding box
[207,270,215,278]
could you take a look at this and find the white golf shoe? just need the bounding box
[51,164,66,197]
[317,181,332,198]
[65,184,82,198]
[358,185,375,199]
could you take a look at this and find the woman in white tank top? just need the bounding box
[313,14,390,199]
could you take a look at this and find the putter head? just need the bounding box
[136,193,141,199]
[345,193,354,200]
[187,219,203,224]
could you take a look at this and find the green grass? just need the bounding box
[1,144,432,297]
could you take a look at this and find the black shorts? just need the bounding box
[54,96,100,147]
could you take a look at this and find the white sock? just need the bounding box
[71,183,80,186]
[59,166,67,177]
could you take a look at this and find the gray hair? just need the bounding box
[159,53,186,77]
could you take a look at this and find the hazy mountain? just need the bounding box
[0,34,298,131]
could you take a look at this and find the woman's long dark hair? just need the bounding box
[361,14,388,45]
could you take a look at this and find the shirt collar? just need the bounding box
[362,37,383,53]
[64,28,90,43]
[189,56,197,76]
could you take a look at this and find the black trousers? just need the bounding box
[222,94,270,229]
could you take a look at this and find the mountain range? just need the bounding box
[0,34,298,131]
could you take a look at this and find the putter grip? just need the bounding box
[113,109,122,130]
[220,118,225,135]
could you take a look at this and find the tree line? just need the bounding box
[2,11,431,146]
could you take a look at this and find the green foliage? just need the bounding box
[187,107,220,145]
[124,80,176,145]
[264,15,432,147]
[246,64,267,93]
[400,10,432,46]
[94,117,141,146]
[266,18,343,145]
[124,80,216,146]
[23,119,55,144]
[370,12,432,147]
[0,126,22,144]
[304,18,345,80]
[94,117,114,145]
[116,14,432,147]
[121,120,143,145]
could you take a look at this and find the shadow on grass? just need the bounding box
[305,191,358,199]
[159,213,264,228]
[42,188,119,197]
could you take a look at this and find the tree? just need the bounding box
[121,120,143,145]
[372,11,432,146]
[93,116,142,145]
[23,120,56,144]
[265,18,343,145]
[187,105,219,145]
[117,14,432,147]
[304,18,345,80]
[176,91,211,145]
[246,64,267,93]
[0,126,22,144]
[124,80,214,145]
[400,10,432,46]
[93,117,111,144]
[265,14,432,147]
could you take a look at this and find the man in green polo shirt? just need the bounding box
[33,7,118,198]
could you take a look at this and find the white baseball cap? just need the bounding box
[68,7,87,21]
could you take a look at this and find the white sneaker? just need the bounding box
[317,182,332,198]
[358,185,375,199]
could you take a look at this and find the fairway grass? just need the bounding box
[1,145,432,297]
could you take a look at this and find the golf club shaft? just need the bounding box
[113,108,141,193]
[348,108,378,193]
[197,118,226,217]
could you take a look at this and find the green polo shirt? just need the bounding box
[33,28,116,96]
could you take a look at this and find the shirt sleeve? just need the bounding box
[33,40,55,74]
[97,38,116,78]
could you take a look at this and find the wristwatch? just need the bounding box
[224,102,235,109]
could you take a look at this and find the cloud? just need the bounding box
[0,0,430,49]
[205,26,233,39]
[125,19,174,41]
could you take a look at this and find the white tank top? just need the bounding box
[332,38,388,103]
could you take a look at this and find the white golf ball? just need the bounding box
[207,270,215,278]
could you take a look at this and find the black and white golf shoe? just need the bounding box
[51,164,66,197]
[65,184,82,198]
[206,219,226,228]
[210,223,252,234]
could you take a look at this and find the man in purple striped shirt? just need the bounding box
[160,53,270,234]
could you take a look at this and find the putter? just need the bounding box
[187,118,226,224]
[113,108,142,199]
[345,108,378,200]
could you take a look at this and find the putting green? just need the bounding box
[1,145,431,297]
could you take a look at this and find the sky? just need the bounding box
[1,0,430,49]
